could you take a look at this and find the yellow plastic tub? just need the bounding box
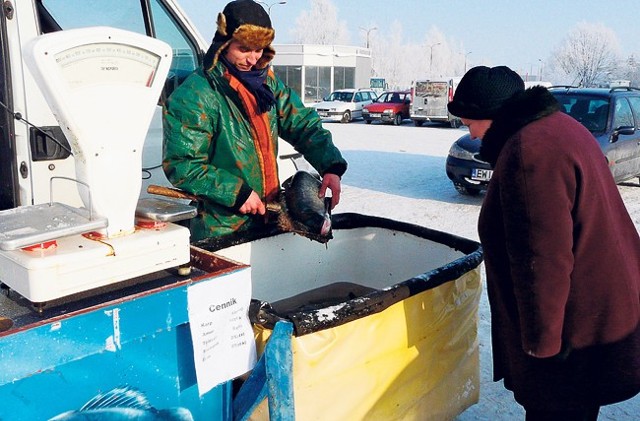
[197,213,483,421]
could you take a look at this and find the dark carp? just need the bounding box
[279,171,332,240]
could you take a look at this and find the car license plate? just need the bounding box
[318,112,328,117]
[371,113,381,118]
[471,168,493,181]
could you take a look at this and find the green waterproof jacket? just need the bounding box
[163,61,347,240]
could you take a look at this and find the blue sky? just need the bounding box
[180,0,640,75]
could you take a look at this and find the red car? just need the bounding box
[362,90,411,125]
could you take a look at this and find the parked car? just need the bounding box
[362,90,411,125]
[410,77,462,128]
[550,86,640,184]
[445,133,492,196]
[312,88,377,123]
[445,86,640,196]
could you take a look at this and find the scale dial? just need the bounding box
[54,42,161,89]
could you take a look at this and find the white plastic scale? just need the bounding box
[0,27,194,304]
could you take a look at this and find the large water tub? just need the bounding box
[194,212,483,421]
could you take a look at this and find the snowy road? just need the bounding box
[324,120,640,420]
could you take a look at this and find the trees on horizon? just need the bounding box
[286,0,638,88]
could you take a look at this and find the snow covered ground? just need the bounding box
[323,120,640,420]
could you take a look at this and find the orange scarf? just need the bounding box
[226,72,279,202]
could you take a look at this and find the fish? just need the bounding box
[280,171,332,241]
[48,386,194,421]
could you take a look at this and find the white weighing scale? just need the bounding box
[0,27,193,304]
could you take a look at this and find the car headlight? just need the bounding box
[448,142,476,160]
[383,109,394,115]
[362,109,370,114]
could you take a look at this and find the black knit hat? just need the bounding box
[448,66,524,119]
[205,0,276,70]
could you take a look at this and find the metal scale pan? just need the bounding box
[0,203,107,251]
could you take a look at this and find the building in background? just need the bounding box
[272,44,372,105]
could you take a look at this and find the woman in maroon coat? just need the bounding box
[448,66,640,421]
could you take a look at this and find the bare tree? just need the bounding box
[284,3,634,88]
[550,22,620,87]
[618,55,640,87]
[373,20,409,89]
[287,2,471,88]
[290,0,350,45]
[423,27,467,79]
[372,25,469,88]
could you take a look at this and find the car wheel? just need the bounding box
[450,118,462,128]
[413,120,423,127]
[393,114,402,126]
[340,110,351,123]
[453,183,482,196]
[365,119,372,124]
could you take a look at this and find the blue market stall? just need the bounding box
[1,213,482,421]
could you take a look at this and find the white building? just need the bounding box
[271,44,372,105]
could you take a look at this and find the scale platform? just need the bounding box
[0,202,107,251]
[0,219,190,304]
[0,199,193,304]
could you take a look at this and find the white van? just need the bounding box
[410,77,462,128]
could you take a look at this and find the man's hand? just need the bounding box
[239,191,266,215]
[319,173,341,209]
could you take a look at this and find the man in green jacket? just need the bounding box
[163,0,347,240]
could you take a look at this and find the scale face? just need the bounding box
[0,27,191,304]
[55,43,161,89]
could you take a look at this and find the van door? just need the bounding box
[410,80,429,126]
[422,78,462,128]
[0,20,19,210]
[424,80,449,121]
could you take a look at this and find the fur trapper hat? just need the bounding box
[448,66,525,120]
[205,0,276,70]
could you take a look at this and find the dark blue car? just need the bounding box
[446,86,640,195]
[445,133,492,196]
[550,86,640,184]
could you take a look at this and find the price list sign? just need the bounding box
[187,267,256,395]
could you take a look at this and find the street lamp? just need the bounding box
[464,51,472,73]
[256,1,287,16]
[538,58,544,81]
[428,42,441,75]
[359,26,377,49]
